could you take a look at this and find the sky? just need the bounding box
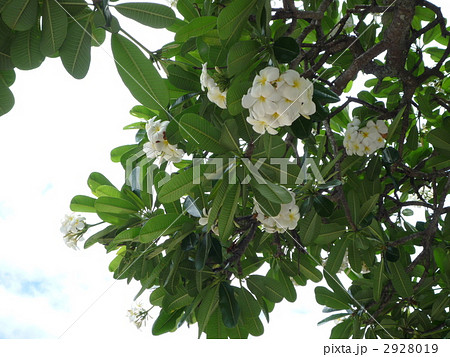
[0,0,449,354]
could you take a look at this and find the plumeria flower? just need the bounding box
[207,86,227,109]
[343,118,388,156]
[60,213,86,250]
[143,118,184,164]
[200,62,228,108]
[127,302,149,329]
[242,66,317,134]
[246,114,278,135]
[253,192,299,233]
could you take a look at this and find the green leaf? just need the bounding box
[299,211,321,245]
[427,127,450,152]
[84,225,116,249]
[10,26,44,70]
[246,275,284,303]
[218,184,240,241]
[226,80,250,115]
[197,285,219,338]
[235,287,260,319]
[115,2,175,29]
[431,292,449,320]
[386,106,406,143]
[176,0,198,21]
[40,0,68,56]
[388,261,413,298]
[1,0,38,31]
[219,283,240,328]
[110,144,136,163]
[111,34,169,111]
[358,194,379,223]
[315,223,347,245]
[325,238,348,275]
[217,0,258,44]
[219,119,240,152]
[70,195,96,213]
[373,262,386,302]
[179,113,226,154]
[167,64,201,92]
[158,166,204,203]
[313,195,334,217]
[0,70,15,87]
[163,290,194,312]
[95,196,138,215]
[317,313,350,326]
[208,179,228,231]
[87,172,115,196]
[276,270,297,302]
[195,233,211,271]
[382,147,400,164]
[175,16,217,42]
[313,82,340,104]
[291,116,313,139]
[273,37,299,63]
[227,41,260,77]
[60,14,92,79]
[315,286,350,310]
[253,190,281,216]
[0,84,14,116]
[152,308,183,336]
[251,180,292,204]
[140,213,193,243]
[348,235,362,272]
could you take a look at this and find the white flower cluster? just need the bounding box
[200,63,227,109]
[60,213,86,250]
[253,192,300,233]
[143,118,184,164]
[343,118,388,156]
[199,208,219,235]
[242,67,316,135]
[127,302,149,329]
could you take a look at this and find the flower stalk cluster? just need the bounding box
[242,67,316,135]
[343,118,388,156]
[253,192,300,233]
[60,213,86,250]
[200,63,227,109]
[143,118,184,164]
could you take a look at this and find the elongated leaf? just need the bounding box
[218,184,240,241]
[246,275,284,303]
[2,0,37,31]
[111,34,169,111]
[197,285,219,338]
[226,80,250,115]
[227,41,260,77]
[427,127,450,152]
[167,64,201,92]
[219,283,240,328]
[0,84,14,116]
[251,180,292,204]
[115,2,175,28]
[325,238,348,275]
[41,0,68,56]
[179,113,226,154]
[348,235,362,272]
[315,286,350,310]
[276,270,297,302]
[60,15,92,79]
[298,256,323,282]
[219,119,240,152]
[372,262,385,302]
[317,313,350,326]
[235,287,260,319]
[87,172,115,196]
[176,0,198,21]
[217,0,257,43]
[175,16,217,42]
[158,166,205,203]
[195,233,211,271]
[313,195,334,217]
[299,211,321,245]
[152,308,183,336]
[10,26,44,70]
[358,194,379,223]
[388,261,413,298]
[315,223,347,245]
[163,290,194,312]
[253,190,281,217]
[95,196,139,215]
[70,195,96,213]
[386,106,406,143]
[140,213,193,243]
[273,36,299,63]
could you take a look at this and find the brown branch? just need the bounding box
[222,222,258,269]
